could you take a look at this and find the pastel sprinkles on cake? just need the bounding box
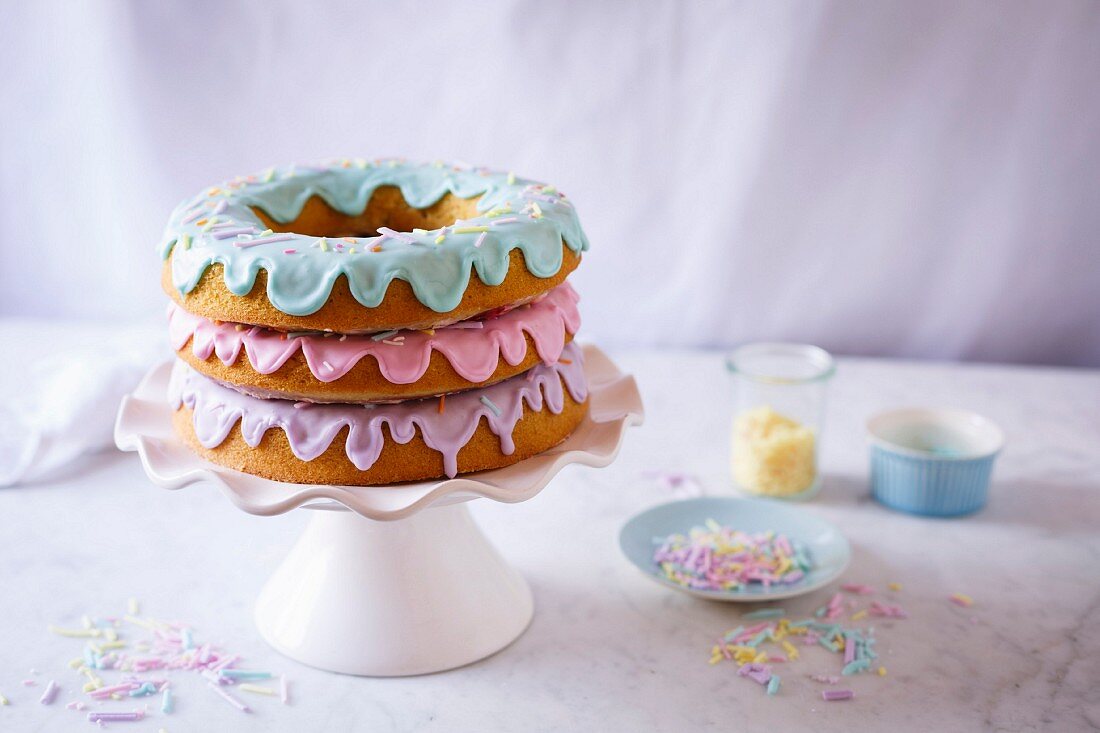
[160,158,588,317]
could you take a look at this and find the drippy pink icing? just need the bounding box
[167,283,580,386]
[169,342,587,478]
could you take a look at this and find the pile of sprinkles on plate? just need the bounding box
[653,520,813,592]
[4,599,290,725]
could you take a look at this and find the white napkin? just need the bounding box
[0,318,165,486]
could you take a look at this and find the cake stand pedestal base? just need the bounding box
[255,502,532,676]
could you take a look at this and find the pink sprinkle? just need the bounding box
[491,217,519,226]
[474,231,487,248]
[39,680,59,705]
[822,689,854,701]
[181,208,204,224]
[22,679,36,686]
[841,583,876,595]
[208,682,251,713]
[283,248,297,254]
[376,226,415,244]
[234,234,293,247]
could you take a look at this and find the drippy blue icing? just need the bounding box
[158,158,588,316]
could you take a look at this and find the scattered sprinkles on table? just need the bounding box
[653,520,813,592]
[707,582,912,701]
[8,599,293,724]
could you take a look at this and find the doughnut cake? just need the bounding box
[159,158,590,485]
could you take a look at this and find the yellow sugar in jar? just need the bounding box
[726,344,834,500]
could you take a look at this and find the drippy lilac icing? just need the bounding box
[169,342,587,478]
[168,283,581,386]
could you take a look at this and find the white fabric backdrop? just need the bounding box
[3,0,1098,366]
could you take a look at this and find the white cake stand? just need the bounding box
[114,344,643,676]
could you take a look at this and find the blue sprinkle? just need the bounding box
[479,396,502,417]
[766,674,781,695]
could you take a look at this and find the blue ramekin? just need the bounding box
[867,408,1004,517]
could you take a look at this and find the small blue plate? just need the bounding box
[619,496,850,602]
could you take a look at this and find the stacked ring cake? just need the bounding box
[159,159,590,485]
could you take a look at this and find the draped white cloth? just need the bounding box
[3,0,1099,366]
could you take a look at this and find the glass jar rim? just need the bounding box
[725,342,836,385]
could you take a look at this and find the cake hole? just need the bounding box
[251,186,483,238]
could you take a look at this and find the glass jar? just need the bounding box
[726,343,835,500]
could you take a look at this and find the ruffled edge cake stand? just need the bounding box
[114,344,643,676]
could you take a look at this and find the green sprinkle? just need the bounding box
[744,608,785,620]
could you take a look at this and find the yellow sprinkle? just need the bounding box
[207,187,221,197]
[104,628,118,642]
[260,229,273,236]
[82,682,97,693]
[200,218,218,232]
[348,247,356,254]
[506,171,516,185]
[355,158,368,169]
[851,610,868,621]
[452,226,489,234]
[708,656,722,665]
[123,615,155,630]
[49,625,100,638]
[111,693,121,701]
[179,233,191,251]
[530,202,543,218]
[952,593,974,605]
[319,238,329,252]
[0,694,7,705]
[68,657,84,669]
[781,641,800,661]
[82,615,93,629]
[420,329,435,336]
[753,651,768,664]
[878,666,887,676]
[238,683,276,696]
[99,641,126,651]
[542,185,556,194]
[888,582,902,591]
[434,234,446,244]
[262,167,275,182]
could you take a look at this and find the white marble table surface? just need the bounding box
[1,349,1098,733]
